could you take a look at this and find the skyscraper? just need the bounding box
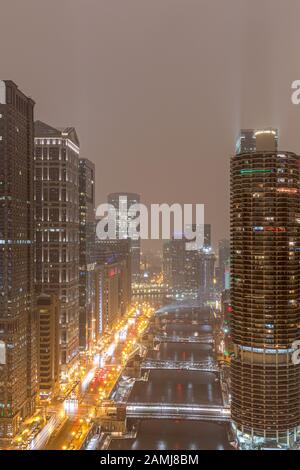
[163,238,186,295]
[0,81,37,439]
[79,159,95,352]
[218,239,230,290]
[184,248,201,298]
[95,238,132,300]
[163,223,214,300]
[34,121,80,380]
[107,192,140,282]
[204,224,211,248]
[198,247,216,302]
[231,130,300,449]
[94,258,131,340]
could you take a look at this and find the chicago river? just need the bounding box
[109,306,233,450]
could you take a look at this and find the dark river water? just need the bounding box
[109,307,232,450]
[109,419,232,450]
[164,323,213,336]
[128,369,222,406]
[148,342,214,362]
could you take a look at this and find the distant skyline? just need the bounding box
[2,0,300,247]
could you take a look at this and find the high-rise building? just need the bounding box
[95,238,131,301]
[163,238,186,295]
[198,247,216,302]
[231,130,300,449]
[34,121,80,380]
[218,239,230,290]
[0,81,37,438]
[36,294,59,400]
[236,128,278,154]
[94,258,131,339]
[184,248,201,298]
[204,224,211,248]
[107,192,140,282]
[79,159,95,352]
[184,223,211,250]
[163,224,215,301]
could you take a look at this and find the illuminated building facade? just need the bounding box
[79,158,95,351]
[95,259,131,338]
[231,130,300,449]
[95,238,132,306]
[36,294,59,400]
[0,81,37,438]
[34,121,80,379]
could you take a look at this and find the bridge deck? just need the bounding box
[154,335,214,344]
[126,403,230,422]
[141,360,218,372]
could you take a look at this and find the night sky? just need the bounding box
[1,0,300,248]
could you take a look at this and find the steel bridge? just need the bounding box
[126,403,230,422]
[154,334,214,344]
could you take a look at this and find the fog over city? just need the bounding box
[2,0,300,245]
[1,0,300,455]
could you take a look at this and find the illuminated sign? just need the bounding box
[277,188,299,194]
[240,169,273,175]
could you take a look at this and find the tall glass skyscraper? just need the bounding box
[0,81,37,439]
[107,192,140,282]
[231,130,300,449]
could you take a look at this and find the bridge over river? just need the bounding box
[141,359,218,372]
[154,334,214,344]
[126,403,230,422]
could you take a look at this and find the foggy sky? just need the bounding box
[1,0,300,249]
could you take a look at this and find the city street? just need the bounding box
[36,302,155,450]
